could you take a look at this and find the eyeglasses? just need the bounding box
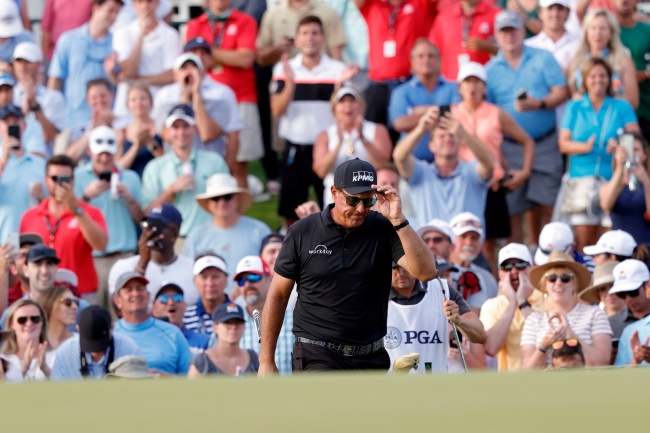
[16,315,42,325]
[452,220,482,229]
[545,273,574,283]
[423,236,446,244]
[236,274,263,287]
[157,293,184,304]
[94,138,115,145]
[458,271,481,300]
[500,262,529,272]
[59,298,80,308]
[615,287,642,299]
[552,338,580,351]
[340,190,377,208]
[210,194,234,202]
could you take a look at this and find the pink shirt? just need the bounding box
[41,0,93,59]
[452,101,505,182]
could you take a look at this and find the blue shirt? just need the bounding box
[0,30,34,62]
[51,333,141,380]
[0,153,46,242]
[74,163,141,255]
[182,326,211,352]
[486,46,566,138]
[389,76,460,162]
[113,316,192,374]
[239,305,294,375]
[49,24,113,128]
[615,316,650,366]
[560,96,638,179]
[0,118,47,157]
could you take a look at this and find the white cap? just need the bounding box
[609,259,650,294]
[88,126,118,155]
[450,212,484,239]
[173,53,204,74]
[0,0,23,38]
[583,230,637,257]
[539,0,569,8]
[233,255,270,281]
[534,222,574,265]
[333,86,360,103]
[193,255,228,276]
[416,219,455,243]
[498,243,533,266]
[457,62,487,83]
[12,41,42,63]
[55,268,78,287]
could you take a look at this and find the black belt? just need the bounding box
[296,337,385,357]
[505,127,556,143]
[285,141,313,151]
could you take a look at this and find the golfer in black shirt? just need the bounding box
[258,158,437,374]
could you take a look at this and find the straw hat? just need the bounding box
[578,261,619,305]
[529,250,592,293]
[195,173,253,214]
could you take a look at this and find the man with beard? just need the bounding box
[235,255,294,374]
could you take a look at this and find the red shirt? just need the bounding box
[361,0,438,82]
[429,2,501,81]
[186,11,258,103]
[19,199,107,295]
[8,281,24,307]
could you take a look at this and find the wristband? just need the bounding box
[518,300,531,310]
[537,344,548,354]
[393,219,409,231]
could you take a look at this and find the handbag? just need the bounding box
[560,104,613,216]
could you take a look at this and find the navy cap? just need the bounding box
[154,282,184,300]
[26,244,60,264]
[259,232,284,254]
[184,37,211,53]
[146,203,183,227]
[0,104,23,120]
[212,302,245,323]
[333,158,377,194]
[19,233,43,247]
[165,104,195,128]
[78,306,112,353]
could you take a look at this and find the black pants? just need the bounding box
[254,62,279,180]
[292,342,391,372]
[278,142,324,219]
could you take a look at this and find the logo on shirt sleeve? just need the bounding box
[309,245,332,255]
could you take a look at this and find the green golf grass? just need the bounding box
[3,367,645,432]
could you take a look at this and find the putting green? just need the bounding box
[2,368,645,432]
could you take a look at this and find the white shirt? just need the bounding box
[0,351,56,383]
[525,31,580,71]
[111,0,174,31]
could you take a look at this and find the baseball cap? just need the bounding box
[0,72,14,87]
[498,243,533,266]
[534,222,574,265]
[55,268,78,288]
[539,0,569,7]
[457,62,487,83]
[19,233,43,247]
[234,255,270,281]
[115,272,149,291]
[26,244,60,264]
[333,158,377,194]
[145,203,183,227]
[416,219,455,243]
[0,0,23,38]
[193,255,228,276]
[495,10,524,31]
[12,41,42,63]
[583,230,637,257]
[184,37,211,53]
[165,104,195,128]
[78,306,112,353]
[212,302,245,323]
[609,259,650,294]
[437,258,459,274]
[0,104,23,119]
[333,86,360,103]
[173,52,204,74]
[260,232,284,254]
[450,212,484,238]
[88,125,118,155]
[154,282,184,300]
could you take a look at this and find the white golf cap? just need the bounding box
[88,126,118,155]
[55,268,79,287]
[498,243,533,266]
[416,219,455,243]
[193,255,228,276]
[173,53,204,74]
[539,0,569,8]
[609,259,650,294]
[449,212,484,238]
[333,86,360,103]
[0,0,23,38]
[583,230,637,257]
[233,255,270,281]
[12,41,42,63]
[457,62,487,83]
[534,222,574,265]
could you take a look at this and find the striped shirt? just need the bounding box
[240,308,295,375]
[183,297,231,335]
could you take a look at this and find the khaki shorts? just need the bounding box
[237,102,264,162]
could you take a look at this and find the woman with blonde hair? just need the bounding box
[41,286,79,350]
[567,9,638,109]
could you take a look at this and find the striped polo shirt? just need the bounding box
[183,296,230,335]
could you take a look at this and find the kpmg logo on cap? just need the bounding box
[352,171,374,182]
[171,108,185,116]
[226,304,239,313]
[309,245,332,255]
[151,206,162,214]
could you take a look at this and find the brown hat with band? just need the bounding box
[578,261,619,305]
[529,250,591,293]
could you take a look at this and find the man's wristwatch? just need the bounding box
[518,300,532,310]
[393,219,409,231]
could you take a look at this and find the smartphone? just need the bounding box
[98,171,112,182]
[57,175,72,185]
[5,232,18,253]
[449,330,463,349]
[619,134,635,162]
[516,90,528,101]
[438,105,450,118]
[8,124,20,140]
[140,217,165,241]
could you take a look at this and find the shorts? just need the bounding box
[570,213,612,227]
[506,170,562,215]
[292,341,391,372]
[278,142,323,219]
[236,102,264,162]
[485,186,511,239]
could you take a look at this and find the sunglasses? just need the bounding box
[49,175,73,183]
[552,338,580,351]
[94,138,115,145]
[458,271,481,300]
[615,287,641,299]
[423,236,446,244]
[16,315,42,325]
[545,273,574,283]
[340,190,377,208]
[210,194,234,202]
[60,297,80,307]
[500,262,529,272]
[236,274,263,287]
[157,293,184,304]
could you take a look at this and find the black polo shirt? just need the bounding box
[275,204,405,345]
